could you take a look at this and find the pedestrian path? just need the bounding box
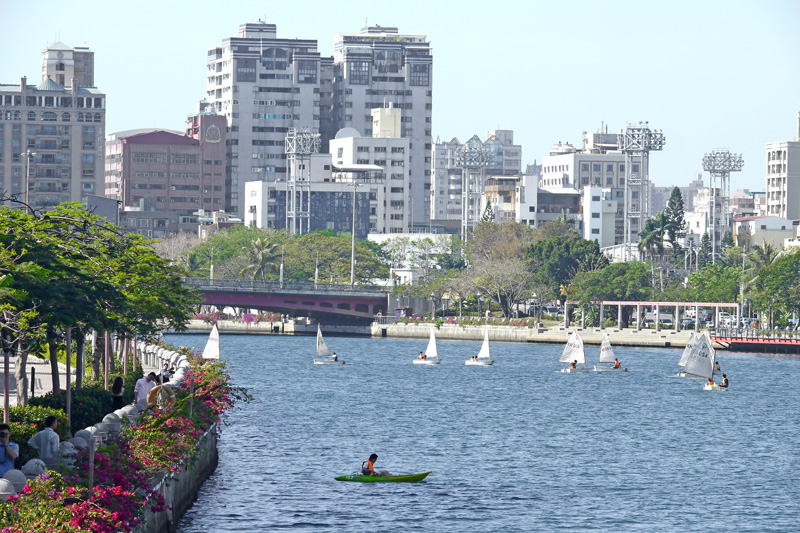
[0,356,76,407]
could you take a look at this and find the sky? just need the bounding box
[2,0,798,192]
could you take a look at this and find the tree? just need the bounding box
[467,221,537,263]
[526,235,608,300]
[470,256,535,318]
[572,262,651,328]
[638,211,677,262]
[721,231,734,254]
[686,264,739,303]
[663,187,686,253]
[239,238,280,281]
[480,200,494,223]
[752,250,800,328]
[698,232,712,269]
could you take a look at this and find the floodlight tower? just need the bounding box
[618,122,666,260]
[702,148,744,263]
[454,137,494,242]
[285,127,321,235]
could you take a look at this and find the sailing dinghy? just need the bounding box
[202,323,220,359]
[679,332,719,389]
[594,333,626,371]
[414,328,441,365]
[314,325,345,365]
[676,332,697,377]
[466,329,494,366]
[560,331,589,372]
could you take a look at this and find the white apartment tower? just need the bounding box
[765,113,800,220]
[333,25,433,230]
[206,21,333,220]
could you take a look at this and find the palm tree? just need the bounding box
[239,238,280,282]
[638,212,676,261]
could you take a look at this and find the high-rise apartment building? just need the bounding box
[765,114,800,220]
[430,131,521,227]
[333,25,433,229]
[0,42,105,210]
[206,20,332,219]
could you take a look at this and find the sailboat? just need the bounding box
[414,328,441,365]
[594,333,626,371]
[679,332,718,389]
[202,323,220,359]
[676,332,697,377]
[314,325,345,365]
[559,330,589,372]
[466,329,494,366]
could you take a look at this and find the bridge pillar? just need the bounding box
[618,303,622,330]
[636,304,641,332]
[655,304,660,332]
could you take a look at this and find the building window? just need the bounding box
[410,63,430,86]
[348,61,370,85]
[592,213,600,218]
[62,112,70,121]
[236,59,257,82]
[297,60,317,83]
[591,228,599,234]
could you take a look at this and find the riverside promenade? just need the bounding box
[180,319,697,348]
[0,355,74,406]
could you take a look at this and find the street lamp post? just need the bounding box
[24,150,36,212]
[350,180,361,287]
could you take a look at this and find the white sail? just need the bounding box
[559,331,585,365]
[425,328,438,360]
[678,332,696,368]
[598,333,615,364]
[683,332,715,379]
[477,330,491,359]
[202,323,220,359]
[316,325,333,358]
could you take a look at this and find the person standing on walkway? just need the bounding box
[0,424,19,475]
[111,377,125,409]
[134,372,158,403]
[27,416,59,460]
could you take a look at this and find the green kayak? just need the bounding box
[335,472,431,483]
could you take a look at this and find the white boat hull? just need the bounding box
[313,359,345,365]
[594,366,627,372]
[561,367,591,373]
[413,358,441,365]
[676,372,703,379]
[465,359,494,366]
[703,383,728,391]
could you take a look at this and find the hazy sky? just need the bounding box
[3,0,798,191]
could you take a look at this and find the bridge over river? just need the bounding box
[184,278,390,324]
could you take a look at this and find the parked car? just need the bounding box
[681,318,696,328]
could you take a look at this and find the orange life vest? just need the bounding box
[570,363,576,368]
[708,379,715,386]
[614,361,621,368]
[362,460,374,472]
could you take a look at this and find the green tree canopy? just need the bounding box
[525,235,608,300]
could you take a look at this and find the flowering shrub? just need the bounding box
[241,312,281,324]
[193,311,228,323]
[0,345,249,532]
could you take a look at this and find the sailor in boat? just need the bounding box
[614,358,621,369]
[720,374,729,388]
[715,361,721,372]
[707,377,715,388]
[362,453,391,477]
[331,352,338,362]
[418,351,427,360]
[570,360,577,369]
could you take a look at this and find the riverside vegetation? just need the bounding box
[0,346,251,533]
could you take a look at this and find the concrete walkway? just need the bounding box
[0,355,76,407]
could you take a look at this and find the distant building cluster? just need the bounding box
[1,23,799,260]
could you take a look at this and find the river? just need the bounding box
[170,333,798,532]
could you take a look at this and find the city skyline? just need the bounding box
[2,0,798,193]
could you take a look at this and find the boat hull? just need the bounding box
[413,359,440,365]
[335,472,431,483]
[314,359,345,365]
[594,366,627,372]
[560,367,591,373]
[465,359,494,366]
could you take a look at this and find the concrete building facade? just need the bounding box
[104,110,227,233]
[205,20,332,218]
[333,25,433,229]
[764,133,800,220]
[0,42,105,210]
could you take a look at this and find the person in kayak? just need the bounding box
[720,374,729,388]
[362,453,391,477]
[614,358,621,369]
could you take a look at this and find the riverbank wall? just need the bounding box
[178,320,697,348]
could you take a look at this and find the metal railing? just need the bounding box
[183,277,390,295]
[714,327,800,342]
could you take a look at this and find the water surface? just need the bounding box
[172,333,799,532]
